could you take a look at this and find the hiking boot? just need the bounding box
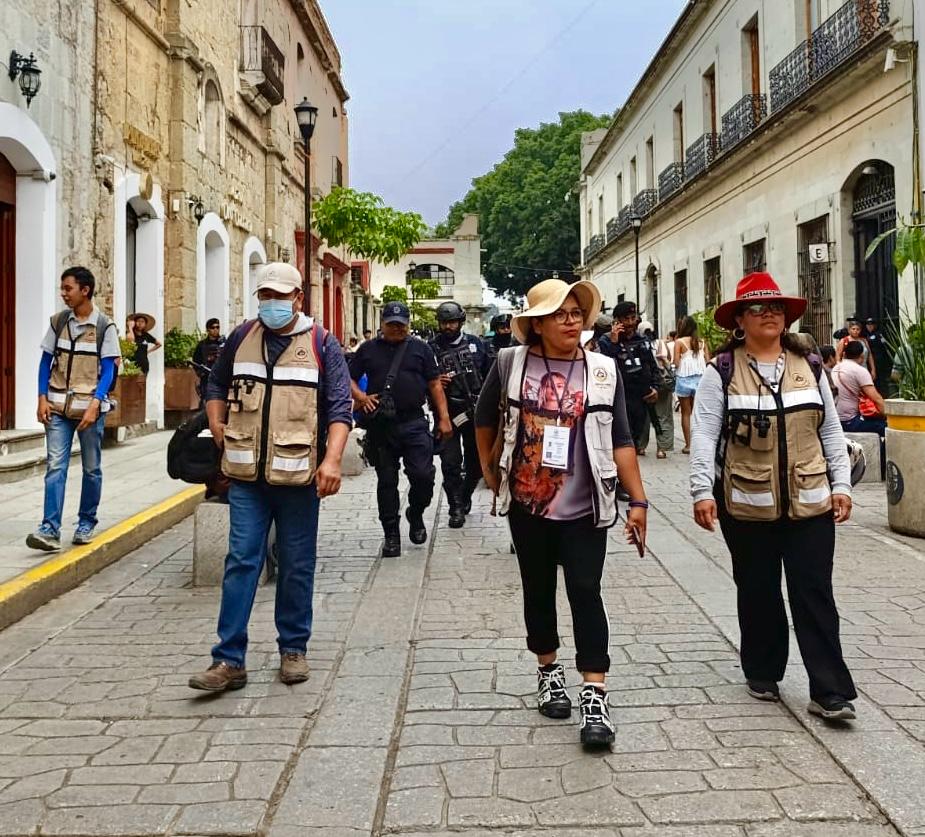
[808,695,856,721]
[26,530,61,552]
[188,661,247,692]
[746,679,781,702]
[578,684,616,747]
[462,496,472,515]
[406,509,427,545]
[72,526,96,545]
[536,663,572,719]
[382,532,401,558]
[447,504,466,529]
[280,652,310,684]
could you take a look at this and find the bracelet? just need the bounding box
[628,500,650,510]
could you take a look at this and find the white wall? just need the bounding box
[196,212,231,332]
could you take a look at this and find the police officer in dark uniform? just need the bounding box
[350,302,452,557]
[864,317,892,395]
[429,302,490,528]
[597,301,659,453]
[484,313,514,363]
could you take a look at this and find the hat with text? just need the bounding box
[714,272,806,330]
[382,301,411,324]
[255,262,302,295]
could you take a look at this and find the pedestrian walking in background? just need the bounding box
[835,317,876,379]
[429,301,490,528]
[597,301,660,457]
[639,320,675,459]
[690,272,858,721]
[673,315,710,454]
[130,312,161,375]
[189,262,353,693]
[350,302,452,557]
[26,267,121,552]
[192,318,225,403]
[864,317,892,395]
[485,313,514,363]
[475,278,648,748]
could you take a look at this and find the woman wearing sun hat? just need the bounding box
[689,272,857,721]
[474,278,647,748]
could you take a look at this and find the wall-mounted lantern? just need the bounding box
[8,51,42,108]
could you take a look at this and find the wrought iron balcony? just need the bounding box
[769,0,890,112]
[606,216,621,243]
[633,189,658,218]
[685,133,719,180]
[720,94,767,152]
[658,162,685,202]
[239,26,285,106]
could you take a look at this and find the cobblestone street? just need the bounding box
[1,451,924,836]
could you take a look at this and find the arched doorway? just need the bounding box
[242,236,267,320]
[196,212,230,331]
[125,203,138,318]
[1,153,16,429]
[334,285,344,342]
[851,161,898,323]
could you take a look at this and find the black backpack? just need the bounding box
[167,410,220,484]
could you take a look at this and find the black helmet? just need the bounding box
[490,314,512,332]
[436,301,466,323]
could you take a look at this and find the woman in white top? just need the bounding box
[673,315,710,454]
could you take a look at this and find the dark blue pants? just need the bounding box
[370,417,435,526]
[440,418,480,506]
[212,481,320,667]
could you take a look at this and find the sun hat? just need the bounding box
[255,262,302,295]
[714,272,807,331]
[129,312,156,331]
[511,279,601,344]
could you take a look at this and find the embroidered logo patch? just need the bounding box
[295,347,309,360]
[593,367,608,381]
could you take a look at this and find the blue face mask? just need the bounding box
[258,299,295,330]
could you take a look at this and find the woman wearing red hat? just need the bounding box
[689,272,858,721]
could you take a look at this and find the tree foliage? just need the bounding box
[435,110,612,299]
[314,187,427,265]
[380,280,440,331]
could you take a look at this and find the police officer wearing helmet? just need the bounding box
[485,313,514,362]
[430,301,491,528]
[351,302,453,556]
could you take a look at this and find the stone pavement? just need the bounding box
[0,432,180,586]
[0,445,923,835]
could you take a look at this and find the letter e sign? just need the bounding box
[808,243,829,264]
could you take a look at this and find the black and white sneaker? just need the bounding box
[536,663,572,719]
[808,695,856,721]
[578,684,616,747]
[746,679,781,702]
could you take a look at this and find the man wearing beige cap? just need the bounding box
[189,262,354,692]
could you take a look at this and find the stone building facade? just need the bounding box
[1,0,364,430]
[579,0,918,344]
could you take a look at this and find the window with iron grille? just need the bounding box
[797,216,832,343]
[411,263,455,284]
[704,257,722,309]
[674,270,689,326]
[332,157,344,188]
[351,266,363,285]
[743,238,766,274]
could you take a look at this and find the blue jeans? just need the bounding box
[212,480,321,667]
[42,412,106,537]
[841,414,886,437]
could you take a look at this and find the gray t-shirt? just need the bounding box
[690,359,851,504]
[40,307,122,359]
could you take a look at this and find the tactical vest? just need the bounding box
[719,347,831,522]
[495,346,621,528]
[221,322,321,486]
[431,335,483,419]
[47,312,107,419]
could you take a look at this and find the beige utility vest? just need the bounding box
[721,347,832,522]
[48,315,104,419]
[221,322,321,486]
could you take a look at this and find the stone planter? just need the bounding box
[105,374,147,427]
[885,399,925,538]
[164,366,200,411]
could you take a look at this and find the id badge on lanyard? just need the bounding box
[539,347,579,471]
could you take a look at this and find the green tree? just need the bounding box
[435,110,613,298]
[314,187,427,264]
[380,280,440,331]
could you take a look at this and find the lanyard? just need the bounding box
[540,346,579,426]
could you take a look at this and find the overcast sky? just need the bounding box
[322,0,688,227]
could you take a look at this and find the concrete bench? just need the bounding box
[845,431,883,483]
[193,499,271,587]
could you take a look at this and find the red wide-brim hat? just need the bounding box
[714,272,807,331]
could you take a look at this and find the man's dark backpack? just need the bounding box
[167,410,221,484]
[52,310,119,395]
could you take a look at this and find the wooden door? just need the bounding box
[0,154,15,429]
[749,27,761,96]
[707,72,717,136]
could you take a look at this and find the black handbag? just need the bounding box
[355,338,409,429]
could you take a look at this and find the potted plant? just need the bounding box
[164,328,202,411]
[106,338,147,427]
[883,308,925,537]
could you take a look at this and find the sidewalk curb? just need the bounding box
[0,486,204,631]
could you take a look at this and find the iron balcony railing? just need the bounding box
[633,189,658,218]
[606,216,621,243]
[240,25,285,105]
[769,0,890,112]
[720,94,767,152]
[658,162,685,202]
[685,133,719,180]
[584,233,606,262]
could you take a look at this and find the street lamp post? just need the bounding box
[407,261,417,325]
[294,98,318,309]
[631,212,642,307]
